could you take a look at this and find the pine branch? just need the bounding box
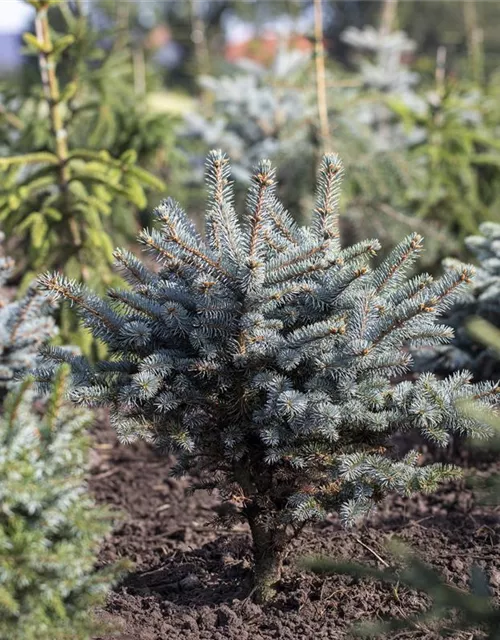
[247,161,277,260]
[311,154,343,243]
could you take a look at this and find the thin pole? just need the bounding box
[313,0,330,148]
[463,0,484,85]
[379,0,399,37]
[34,1,80,245]
[435,45,447,94]
[189,0,211,77]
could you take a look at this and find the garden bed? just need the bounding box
[90,415,500,640]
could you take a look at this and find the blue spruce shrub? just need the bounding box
[37,152,499,601]
[415,222,500,381]
[0,234,57,397]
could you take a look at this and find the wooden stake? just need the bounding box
[313,0,330,149]
[435,45,447,93]
[379,0,399,37]
[463,0,484,85]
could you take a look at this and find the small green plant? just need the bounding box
[0,365,123,640]
[390,80,500,238]
[37,151,498,602]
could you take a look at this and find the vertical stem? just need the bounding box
[34,1,80,246]
[115,1,131,51]
[377,0,399,145]
[189,0,211,77]
[379,0,399,37]
[35,2,70,185]
[435,45,447,94]
[133,47,147,96]
[463,0,484,85]
[246,508,288,603]
[313,0,330,150]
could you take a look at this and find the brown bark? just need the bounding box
[247,509,289,603]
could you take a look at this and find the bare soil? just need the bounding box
[89,415,500,640]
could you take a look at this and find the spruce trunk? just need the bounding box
[247,510,288,603]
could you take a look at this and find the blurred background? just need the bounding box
[2,0,500,349]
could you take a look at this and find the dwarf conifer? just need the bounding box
[0,366,121,640]
[37,151,499,601]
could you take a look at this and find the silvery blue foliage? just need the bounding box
[341,26,419,93]
[341,26,426,151]
[415,222,500,380]
[184,49,313,186]
[37,152,498,533]
[0,234,57,396]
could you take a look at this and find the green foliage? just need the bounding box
[341,24,500,256]
[0,365,123,640]
[0,0,168,353]
[46,0,181,175]
[0,234,57,400]
[391,81,500,238]
[36,151,498,602]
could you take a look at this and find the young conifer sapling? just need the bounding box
[38,151,499,602]
[0,366,122,640]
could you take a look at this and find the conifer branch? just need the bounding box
[312,154,343,242]
[248,163,276,259]
[38,273,120,332]
[0,152,59,166]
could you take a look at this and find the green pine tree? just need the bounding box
[0,0,166,354]
[390,79,500,238]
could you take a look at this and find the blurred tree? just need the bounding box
[0,0,167,354]
[0,366,126,640]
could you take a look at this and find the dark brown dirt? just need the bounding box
[89,414,500,640]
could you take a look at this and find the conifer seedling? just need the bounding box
[38,151,499,602]
[0,366,123,640]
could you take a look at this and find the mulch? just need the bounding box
[89,413,500,640]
